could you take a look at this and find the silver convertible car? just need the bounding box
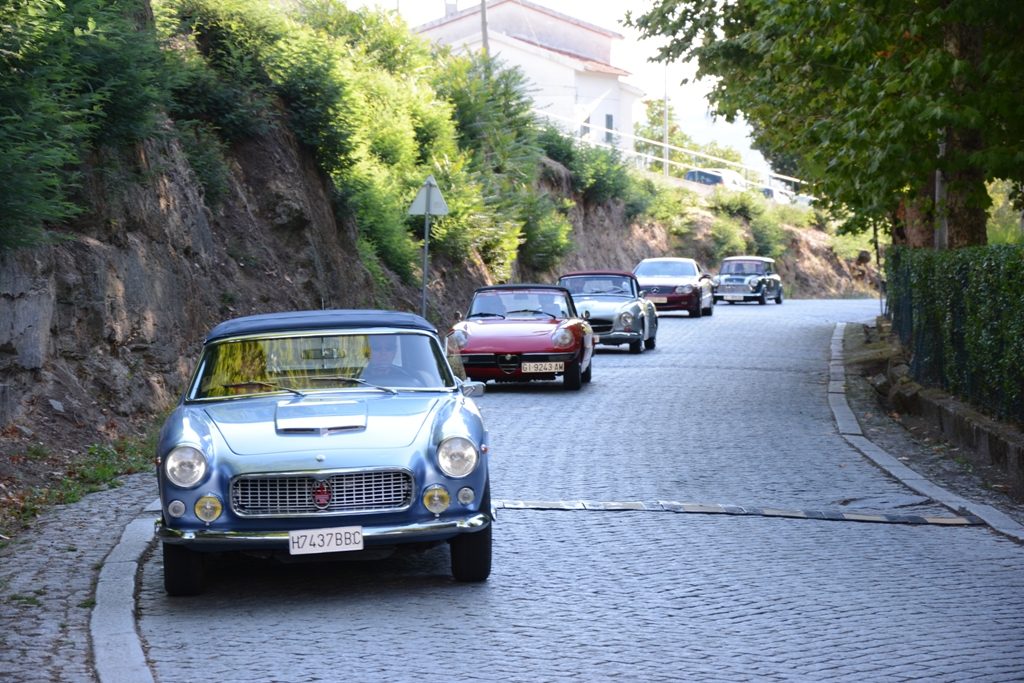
[557,270,658,353]
[155,310,492,595]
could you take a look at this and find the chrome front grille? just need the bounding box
[588,319,613,334]
[719,284,751,294]
[231,470,413,517]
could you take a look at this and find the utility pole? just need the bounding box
[480,0,489,56]
[663,65,669,177]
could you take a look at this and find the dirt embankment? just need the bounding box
[0,122,877,520]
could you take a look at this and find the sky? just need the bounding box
[347,0,771,174]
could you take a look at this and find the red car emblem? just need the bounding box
[311,481,332,509]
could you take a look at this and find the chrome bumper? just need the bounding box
[157,512,491,548]
[595,331,642,345]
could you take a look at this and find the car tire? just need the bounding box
[690,298,702,318]
[644,334,656,350]
[775,288,784,304]
[450,521,492,582]
[563,359,582,390]
[163,542,206,597]
[703,297,714,316]
[582,358,593,383]
[758,290,767,305]
[628,339,643,354]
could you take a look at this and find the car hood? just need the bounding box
[201,394,441,454]
[458,319,564,353]
[572,296,629,318]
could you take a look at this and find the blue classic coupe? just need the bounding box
[155,310,492,595]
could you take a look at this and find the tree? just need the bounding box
[626,0,1024,248]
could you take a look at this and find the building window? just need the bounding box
[580,116,591,138]
[604,114,614,143]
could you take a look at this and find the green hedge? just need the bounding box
[887,245,1024,425]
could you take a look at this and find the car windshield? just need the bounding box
[721,261,766,275]
[634,260,697,278]
[468,289,571,319]
[559,276,634,297]
[188,331,455,399]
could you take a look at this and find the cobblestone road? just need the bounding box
[3,299,1024,682]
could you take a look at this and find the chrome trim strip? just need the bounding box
[157,513,491,545]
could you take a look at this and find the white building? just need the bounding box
[415,0,644,151]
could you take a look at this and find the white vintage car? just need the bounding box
[557,270,658,353]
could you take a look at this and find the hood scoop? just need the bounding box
[275,399,367,435]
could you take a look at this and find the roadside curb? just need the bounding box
[830,323,1024,544]
[90,503,159,683]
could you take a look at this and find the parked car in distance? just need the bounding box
[633,257,715,318]
[713,255,784,305]
[449,284,595,389]
[557,270,658,353]
[155,309,492,596]
[684,167,748,190]
[760,186,793,204]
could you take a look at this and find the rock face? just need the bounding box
[0,120,381,455]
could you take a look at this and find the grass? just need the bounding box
[0,431,158,547]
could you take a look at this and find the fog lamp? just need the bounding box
[167,500,187,518]
[457,487,475,505]
[423,485,451,514]
[194,495,223,523]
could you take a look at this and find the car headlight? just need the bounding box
[675,284,694,294]
[437,437,479,477]
[165,446,207,488]
[551,328,574,348]
[449,329,469,350]
[618,311,634,328]
[747,276,760,289]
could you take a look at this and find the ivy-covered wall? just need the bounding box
[887,245,1024,426]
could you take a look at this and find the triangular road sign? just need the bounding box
[408,174,449,216]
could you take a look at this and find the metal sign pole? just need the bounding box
[408,174,448,321]
[420,184,432,319]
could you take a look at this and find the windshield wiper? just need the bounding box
[220,381,305,397]
[506,308,556,318]
[468,311,506,319]
[303,375,398,394]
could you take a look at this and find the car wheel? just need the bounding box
[450,521,492,582]
[690,298,702,318]
[563,359,582,390]
[644,334,656,350]
[629,339,643,354]
[703,296,714,316]
[163,542,206,597]
[581,358,593,383]
[775,287,784,304]
[758,290,767,305]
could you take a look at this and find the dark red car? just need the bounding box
[448,284,595,390]
[633,257,715,317]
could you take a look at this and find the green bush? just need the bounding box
[518,193,572,271]
[708,188,766,221]
[710,216,747,260]
[2,0,170,251]
[887,245,1024,426]
[640,183,697,236]
[749,213,786,258]
[175,119,231,205]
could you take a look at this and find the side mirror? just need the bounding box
[455,310,464,321]
[460,380,485,397]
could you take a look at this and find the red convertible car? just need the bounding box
[448,285,595,390]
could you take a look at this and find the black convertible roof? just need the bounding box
[205,309,436,343]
